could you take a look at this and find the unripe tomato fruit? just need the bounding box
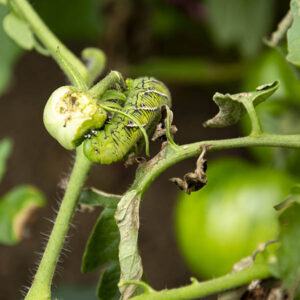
[174,158,295,279]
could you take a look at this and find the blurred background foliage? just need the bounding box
[0,0,298,299]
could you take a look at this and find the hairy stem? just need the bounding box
[12,0,88,85]
[130,264,270,300]
[25,146,92,300]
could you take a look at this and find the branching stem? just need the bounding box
[133,134,300,194]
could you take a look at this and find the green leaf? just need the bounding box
[0,185,45,245]
[204,81,279,128]
[115,190,143,299]
[0,138,12,182]
[270,202,300,297]
[81,188,123,299]
[3,13,35,50]
[287,0,300,66]
[0,0,7,5]
[81,207,120,273]
[205,0,275,57]
[0,6,22,97]
[97,261,120,300]
[79,188,121,208]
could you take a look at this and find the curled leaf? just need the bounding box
[115,190,143,299]
[152,106,178,142]
[170,145,208,194]
[204,81,279,128]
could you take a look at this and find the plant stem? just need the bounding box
[130,264,270,300]
[81,48,106,87]
[12,0,88,84]
[25,146,92,300]
[88,70,125,98]
[116,133,300,299]
[241,99,262,136]
[134,134,300,194]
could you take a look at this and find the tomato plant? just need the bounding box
[1,0,300,299]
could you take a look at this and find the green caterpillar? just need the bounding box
[83,77,171,164]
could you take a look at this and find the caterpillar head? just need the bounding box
[43,86,107,150]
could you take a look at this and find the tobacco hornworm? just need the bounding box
[83,76,171,164]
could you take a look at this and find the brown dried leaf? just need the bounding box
[152,106,177,141]
[170,145,208,194]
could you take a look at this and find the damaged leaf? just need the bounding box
[204,81,279,128]
[0,185,45,245]
[269,202,300,298]
[170,146,208,194]
[152,106,178,142]
[115,190,143,299]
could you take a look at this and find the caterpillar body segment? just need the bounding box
[83,77,171,164]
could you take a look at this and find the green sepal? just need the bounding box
[204,81,279,128]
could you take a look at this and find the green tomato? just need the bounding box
[174,158,295,279]
[43,86,107,150]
